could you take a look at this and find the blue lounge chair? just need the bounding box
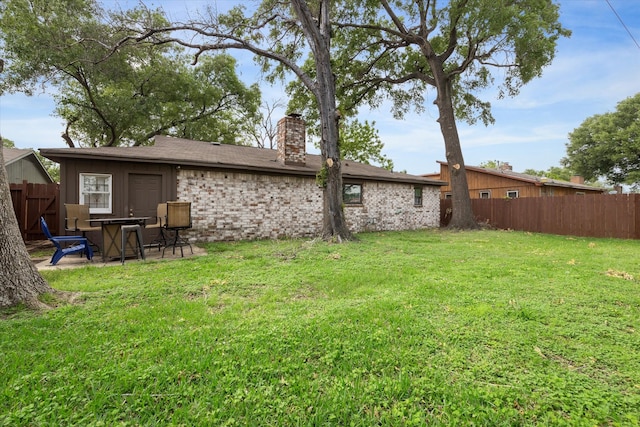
[40,216,94,265]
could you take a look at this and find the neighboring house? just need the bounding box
[424,161,605,199]
[3,147,54,184]
[40,115,445,243]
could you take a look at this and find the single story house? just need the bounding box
[40,115,445,242]
[3,147,54,184]
[424,161,605,200]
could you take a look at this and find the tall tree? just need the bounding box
[1,59,51,308]
[522,166,573,182]
[0,0,260,147]
[480,161,581,183]
[289,0,350,240]
[247,98,287,149]
[287,76,394,169]
[126,0,352,240]
[0,139,52,309]
[54,53,261,147]
[248,51,395,169]
[328,0,569,228]
[563,93,640,186]
[0,137,15,148]
[339,119,394,170]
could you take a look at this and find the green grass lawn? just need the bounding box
[2,230,639,426]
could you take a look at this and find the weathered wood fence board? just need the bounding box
[441,194,640,239]
[9,181,60,240]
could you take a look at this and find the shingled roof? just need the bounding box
[3,147,35,164]
[40,136,445,186]
[3,147,55,183]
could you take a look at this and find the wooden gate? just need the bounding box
[9,181,60,240]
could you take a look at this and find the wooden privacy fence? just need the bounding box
[9,181,60,241]
[441,194,640,239]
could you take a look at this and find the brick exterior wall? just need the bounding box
[344,181,441,232]
[177,169,441,242]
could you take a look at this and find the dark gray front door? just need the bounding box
[128,173,163,224]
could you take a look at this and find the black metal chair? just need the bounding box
[145,203,167,252]
[163,201,193,257]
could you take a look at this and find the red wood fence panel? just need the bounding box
[441,194,640,239]
[9,181,60,240]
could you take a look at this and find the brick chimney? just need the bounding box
[277,114,306,166]
[570,175,585,185]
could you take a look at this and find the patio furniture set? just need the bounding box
[40,201,193,266]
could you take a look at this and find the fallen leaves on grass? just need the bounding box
[534,346,546,358]
[605,269,634,280]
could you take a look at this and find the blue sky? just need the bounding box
[1,0,639,176]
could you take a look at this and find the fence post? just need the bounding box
[20,180,29,239]
[634,194,640,239]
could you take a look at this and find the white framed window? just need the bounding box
[343,183,363,205]
[506,190,519,198]
[79,173,112,214]
[479,190,491,199]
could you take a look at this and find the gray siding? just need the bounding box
[6,156,51,184]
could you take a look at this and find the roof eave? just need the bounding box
[438,160,602,191]
[41,151,445,186]
[344,173,447,186]
[541,181,606,192]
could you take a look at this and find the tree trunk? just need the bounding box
[316,38,351,241]
[292,0,352,241]
[0,145,52,309]
[433,71,479,229]
[320,113,351,240]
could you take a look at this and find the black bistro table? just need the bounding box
[90,217,150,261]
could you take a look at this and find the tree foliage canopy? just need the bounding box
[522,166,573,182]
[0,0,261,147]
[122,0,353,239]
[320,0,568,228]
[1,137,15,148]
[563,93,640,186]
[328,0,570,125]
[339,119,393,170]
[1,0,569,232]
[284,0,569,196]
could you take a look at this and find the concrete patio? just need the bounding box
[29,240,206,271]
